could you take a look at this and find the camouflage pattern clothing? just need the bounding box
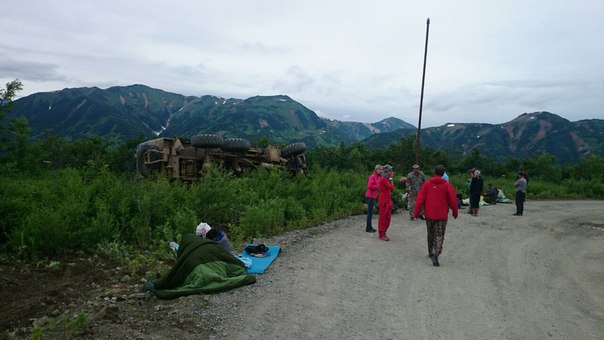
[406,170,426,216]
[425,219,447,256]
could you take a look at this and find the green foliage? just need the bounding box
[1,166,366,259]
[522,153,561,181]
[574,155,604,181]
[1,104,603,261]
[0,79,23,119]
[21,311,88,340]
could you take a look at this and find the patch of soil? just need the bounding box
[0,254,220,339]
[1,256,110,335]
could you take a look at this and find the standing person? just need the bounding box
[414,165,458,267]
[365,164,383,233]
[466,168,476,214]
[378,165,395,241]
[513,171,527,216]
[406,164,426,221]
[469,169,484,216]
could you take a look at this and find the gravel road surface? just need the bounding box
[215,200,604,340]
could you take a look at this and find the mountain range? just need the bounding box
[7,84,603,163]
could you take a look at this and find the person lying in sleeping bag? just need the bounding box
[144,234,255,299]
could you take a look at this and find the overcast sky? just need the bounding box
[1,1,603,127]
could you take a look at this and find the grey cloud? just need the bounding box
[239,42,291,55]
[0,56,66,82]
[273,66,314,93]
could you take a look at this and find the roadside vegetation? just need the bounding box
[1,79,603,263]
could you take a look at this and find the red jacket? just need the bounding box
[378,176,394,205]
[365,172,381,199]
[414,176,458,220]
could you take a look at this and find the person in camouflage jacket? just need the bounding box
[406,163,426,220]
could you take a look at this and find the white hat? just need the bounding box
[195,222,212,237]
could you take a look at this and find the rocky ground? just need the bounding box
[2,200,603,339]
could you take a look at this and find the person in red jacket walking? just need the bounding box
[378,165,395,241]
[414,165,458,266]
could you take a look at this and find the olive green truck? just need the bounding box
[135,134,307,180]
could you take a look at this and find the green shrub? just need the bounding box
[2,164,601,260]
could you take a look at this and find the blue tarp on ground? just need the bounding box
[242,245,281,274]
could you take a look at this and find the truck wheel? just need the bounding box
[135,143,161,177]
[222,138,251,152]
[282,142,306,158]
[191,134,224,148]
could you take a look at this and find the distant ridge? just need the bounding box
[9,84,412,148]
[7,85,603,163]
[361,111,604,163]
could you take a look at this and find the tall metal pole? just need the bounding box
[416,18,430,164]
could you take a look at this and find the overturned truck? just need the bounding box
[135,134,308,180]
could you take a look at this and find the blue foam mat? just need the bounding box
[242,245,281,274]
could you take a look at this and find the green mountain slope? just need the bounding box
[7,85,603,163]
[361,112,604,163]
[9,85,410,148]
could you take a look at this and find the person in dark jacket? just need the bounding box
[469,169,484,216]
[414,165,458,267]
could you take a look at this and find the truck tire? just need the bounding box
[222,138,251,152]
[136,143,161,177]
[282,142,306,158]
[191,134,224,148]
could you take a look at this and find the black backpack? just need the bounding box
[245,244,268,254]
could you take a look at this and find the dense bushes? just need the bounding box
[3,156,601,260]
[1,115,603,260]
[0,166,366,259]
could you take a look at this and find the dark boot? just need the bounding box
[431,255,440,267]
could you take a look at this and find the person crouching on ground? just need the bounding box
[196,222,233,252]
[378,165,395,241]
[414,165,458,266]
[365,164,383,233]
[484,183,498,205]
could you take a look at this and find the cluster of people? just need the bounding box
[365,163,528,267]
[365,163,458,266]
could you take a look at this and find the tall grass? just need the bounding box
[0,167,365,259]
[1,166,601,260]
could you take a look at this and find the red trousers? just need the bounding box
[378,202,392,237]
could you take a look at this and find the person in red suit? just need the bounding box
[414,165,458,266]
[378,165,395,241]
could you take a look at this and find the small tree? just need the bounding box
[0,79,23,120]
[0,80,26,168]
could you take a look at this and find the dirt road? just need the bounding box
[216,200,604,339]
[2,201,603,339]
